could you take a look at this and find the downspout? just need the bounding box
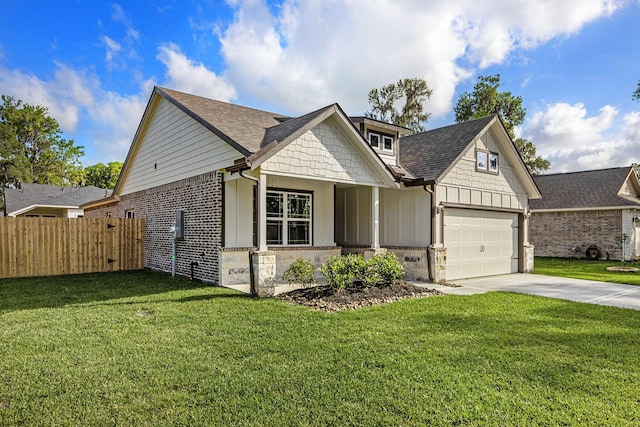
[423,183,436,244]
[423,183,436,282]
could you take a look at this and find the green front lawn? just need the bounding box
[535,256,640,285]
[2,270,640,425]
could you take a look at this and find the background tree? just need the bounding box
[366,78,433,132]
[633,81,640,101]
[83,161,123,189]
[0,95,84,207]
[454,74,550,174]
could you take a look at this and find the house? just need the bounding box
[82,87,540,295]
[529,166,640,261]
[4,183,112,218]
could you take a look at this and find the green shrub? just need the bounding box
[319,254,367,289]
[282,258,316,287]
[319,252,406,289]
[368,251,406,284]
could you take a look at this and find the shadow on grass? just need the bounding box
[0,269,251,313]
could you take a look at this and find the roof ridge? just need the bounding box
[536,166,631,177]
[156,86,291,119]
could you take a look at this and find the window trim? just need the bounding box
[369,132,380,149]
[382,135,394,152]
[368,131,395,154]
[266,189,313,247]
[476,149,499,175]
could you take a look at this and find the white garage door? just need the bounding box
[444,208,519,280]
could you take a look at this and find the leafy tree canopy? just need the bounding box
[454,74,550,175]
[83,161,123,189]
[0,95,84,207]
[633,81,640,101]
[366,78,433,132]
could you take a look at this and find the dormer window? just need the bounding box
[368,131,394,153]
[369,133,380,149]
[382,135,393,151]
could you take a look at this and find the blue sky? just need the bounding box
[1,0,639,173]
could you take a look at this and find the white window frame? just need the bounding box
[382,135,394,152]
[368,131,394,153]
[368,132,380,149]
[125,210,135,218]
[476,149,499,174]
[266,190,312,246]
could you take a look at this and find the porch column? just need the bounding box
[371,186,380,249]
[258,172,268,252]
[251,171,276,297]
[364,185,385,260]
[522,208,535,273]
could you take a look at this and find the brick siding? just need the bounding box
[530,210,623,259]
[85,171,223,283]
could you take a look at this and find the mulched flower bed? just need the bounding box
[276,281,444,312]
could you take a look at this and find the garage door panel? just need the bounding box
[444,208,519,280]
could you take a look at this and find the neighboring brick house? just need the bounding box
[83,87,540,294]
[529,166,640,261]
[4,183,111,217]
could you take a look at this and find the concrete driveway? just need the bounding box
[427,273,640,310]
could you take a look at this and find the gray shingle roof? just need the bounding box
[399,115,495,182]
[4,184,112,215]
[261,104,336,146]
[157,87,293,155]
[530,167,640,210]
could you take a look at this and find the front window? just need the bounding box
[266,190,312,245]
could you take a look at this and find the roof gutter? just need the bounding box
[531,205,640,213]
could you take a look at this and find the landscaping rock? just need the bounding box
[276,281,443,312]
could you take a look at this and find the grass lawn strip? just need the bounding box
[535,257,640,286]
[1,270,639,425]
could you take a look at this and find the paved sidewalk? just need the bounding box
[417,273,640,310]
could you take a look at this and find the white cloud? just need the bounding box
[0,63,95,132]
[102,36,122,67]
[215,0,623,117]
[522,102,639,172]
[157,43,236,101]
[0,62,151,164]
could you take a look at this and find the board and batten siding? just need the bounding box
[379,187,431,246]
[223,174,336,248]
[261,117,385,187]
[438,129,528,210]
[120,97,242,195]
[335,186,372,246]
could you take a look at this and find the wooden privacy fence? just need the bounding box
[0,217,144,279]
